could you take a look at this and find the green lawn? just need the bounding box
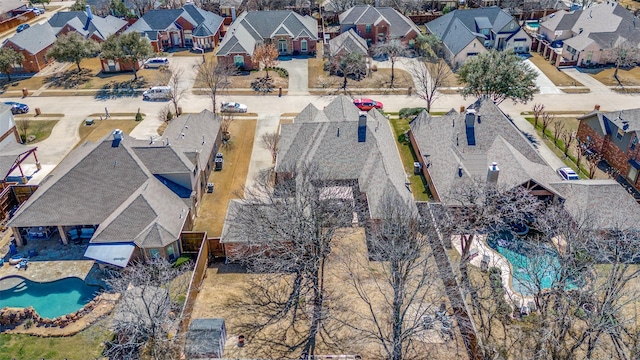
[0,321,109,360]
[388,117,431,201]
[14,119,58,144]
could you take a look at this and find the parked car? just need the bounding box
[353,98,383,111]
[221,102,247,113]
[144,57,169,69]
[557,167,580,181]
[28,8,43,15]
[4,102,28,114]
[142,86,172,101]
[16,24,30,33]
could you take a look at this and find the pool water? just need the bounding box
[487,232,573,295]
[526,21,540,29]
[0,276,101,319]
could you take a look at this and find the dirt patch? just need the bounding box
[589,67,640,87]
[193,119,256,237]
[529,53,584,87]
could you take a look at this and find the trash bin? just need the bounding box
[207,182,214,193]
[35,107,41,116]
[22,88,28,97]
[85,118,95,126]
[413,162,422,175]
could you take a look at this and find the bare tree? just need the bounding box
[611,40,640,85]
[252,43,279,79]
[260,131,279,164]
[158,105,174,123]
[326,52,366,94]
[586,151,602,179]
[157,66,187,115]
[225,164,358,358]
[552,119,565,147]
[532,103,545,129]
[197,60,233,114]
[15,118,29,142]
[336,194,453,360]
[326,0,358,13]
[541,112,554,139]
[561,130,575,159]
[410,59,452,112]
[372,40,408,88]
[105,258,192,360]
[130,0,155,16]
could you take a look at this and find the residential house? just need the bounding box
[125,3,224,52]
[221,96,416,257]
[409,98,562,205]
[426,6,531,68]
[338,5,420,47]
[577,108,640,192]
[410,98,640,235]
[216,10,318,70]
[535,0,640,67]
[328,28,369,58]
[7,110,222,267]
[2,7,128,73]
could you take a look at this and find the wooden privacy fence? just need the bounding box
[0,183,37,226]
[179,233,209,333]
[0,12,35,33]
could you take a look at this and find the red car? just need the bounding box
[353,98,383,111]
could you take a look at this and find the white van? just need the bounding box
[143,86,172,101]
[144,57,169,68]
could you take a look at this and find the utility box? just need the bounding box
[207,183,214,193]
[85,118,95,126]
[214,153,223,171]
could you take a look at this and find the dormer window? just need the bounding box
[617,128,625,140]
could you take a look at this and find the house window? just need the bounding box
[149,249,160,259]
[301,39,308,52]
[234,55,244,67]
[366,24,372,33]
[628,166,639,183]
[278,39,287,53]
[167,244,175,261]
[632,136,638,151]
[617,128,625,140]
[184,30,193,46]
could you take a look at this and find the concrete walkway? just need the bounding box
[508,113,567,170]
[562,67,613,94]
[525,60,562,95]
[279,58,310,95]
[245,113,280,190]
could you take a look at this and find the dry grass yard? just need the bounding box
[191,228,467,359]
[77,118,141,145]
[308,57,414,90]
[193,119,256,237]
[589,67,640,87]
[529,53,584,87]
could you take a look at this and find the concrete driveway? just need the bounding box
[562,67,613,94]
[525,60,562,95]
[278,58,309,95]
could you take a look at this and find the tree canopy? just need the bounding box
[0,48,25,82]
[458,50,538,105]
[101,32,153,80]
[251,43,279,78]
[47,32,99,72]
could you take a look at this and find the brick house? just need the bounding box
[577,108,640,190]
[125,3,224,52]
[2,7,127,73]
[338,5,420,47]
[216,10,318,70]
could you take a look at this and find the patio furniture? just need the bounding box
[9,254,23,265]
[15,259,28,270]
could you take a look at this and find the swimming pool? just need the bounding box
[525,21,540,29]
[0,276,101,319]
[486,232,574,295]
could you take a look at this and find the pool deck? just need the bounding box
[451,234,534,308]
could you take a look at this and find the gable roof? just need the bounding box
[48,10,127,41]
[127,4,223,37]
[426,6,521,56]
[339,5,420,39]
[578,108,640,136]
[541,1,640,51]
[8,110,221,248]
[5,23,57,54]
[329,28,368,57]
[409,97,558,204]
[550,179,640,230]
[276,95,415,219]
[216,10,317,56]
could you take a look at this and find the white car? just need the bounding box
[221,102,247,113]
[557,167,580,180]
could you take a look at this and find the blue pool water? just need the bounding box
[526,21,540,29]
[0,276,101,319]
[487,232,573,295]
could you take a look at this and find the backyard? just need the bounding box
[388,116,431,201]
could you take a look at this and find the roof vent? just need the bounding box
[458,166,463,177]
[112,129,123,147]
[487,162,499,183]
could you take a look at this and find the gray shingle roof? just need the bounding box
[329,28,368,57]
[578,108,640,135]
[339,5,420,39]
[0,141,36,180]
[0,0,25,15]
[276,95,415,219]
[216,10,317,56]
[127,4,223,37]
[5,23,57,54]
[8,110,220,248]
[541,2,640,51]
[410,98,557,204]
[550,179,640,230]
[426,6,520,56]
[185,318,226,358]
